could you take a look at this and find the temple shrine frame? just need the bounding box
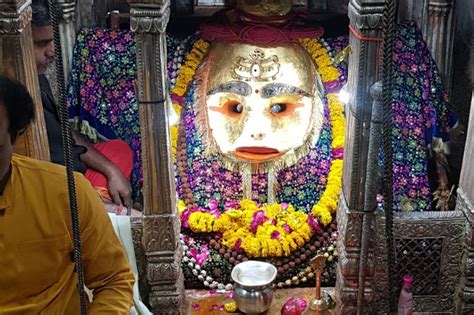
[1,0,473,314]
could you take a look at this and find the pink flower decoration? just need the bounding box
[208,289,217,295]
[192,303,200,310]
[224,201,240,210]
[282,223,292,233]
[189,245,209,267]
[209,199,218,210]
[331,147,344,159]
[211,304,224,311]
[171,93,184,104]
[209,199,221,218]
[250,210,268,233]
[234,238,242,252]
[324,80,339,89]
[307,215,321,233]
[271,230,281,239]
[281,297,307,315]
[179,209,192,228]
[376,194,384,203]
[281,203,289,210]
[226,291,233,299]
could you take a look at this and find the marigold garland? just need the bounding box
[311,95,345,225]
[170,39,210,157]
[183,200,315,257]
[300,38,345,225]
[299,38,340,83]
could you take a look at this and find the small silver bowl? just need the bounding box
[231,261,277,314]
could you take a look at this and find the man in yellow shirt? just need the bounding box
[0,75,135,313]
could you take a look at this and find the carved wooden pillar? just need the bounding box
[398,0,455,94]
[57,0,75,82]
[458,91,474,313]
[45,0,76,99]
[74,0,94,31]
[423,0,455,93]
[128,1,184,314]
[335,0,384,313]
[0,0,50,160]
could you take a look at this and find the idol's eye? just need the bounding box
[231,103,244,114]
[270,103,287,114]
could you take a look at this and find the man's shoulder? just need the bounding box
[12,154,86,182]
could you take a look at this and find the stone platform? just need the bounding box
[184,287,338,314]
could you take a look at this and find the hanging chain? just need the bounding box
[47,1,87,314]
[380,0,397,312]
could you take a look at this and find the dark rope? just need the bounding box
[380,0,397,312]
[47,1,87,314]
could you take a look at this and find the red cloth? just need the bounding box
[200,9,324,44]
[200,23,324,44]
[84,139,133,200]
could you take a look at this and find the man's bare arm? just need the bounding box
[73,131,131,206]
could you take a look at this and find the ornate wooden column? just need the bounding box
[128,1,184,314]
[398,0,455,93]
[57,0,75,82]
[335,0,384,313]
[423,0,455,93]
[457,91,474,312]
[0,0,50,160]
[74,0,94,31]
[45,0,76,99]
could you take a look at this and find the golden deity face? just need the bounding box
[197,41,324,167]
[236,0,292,17]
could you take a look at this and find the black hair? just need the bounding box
[32,0,51,27]
[0,75,36,142]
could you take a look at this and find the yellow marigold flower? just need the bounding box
[188,212,215,233]
[265,203,281,217]
[281,238,291,256]
[171,127,179,159]
[286,204,296,213]
[270,240,283,257]
[321,68,340,82]
[261,239,270,257]
[316,58,332,68]
[224,301,237,313]
[286,235,298,251]
[171,39,209,97]
[319,210,333,226]
[291,232,305,247]
[242,238,261,257]
[213,215,231,232]
[177,199,187,214]
[240,199,257,211]
[225,209,243,218]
